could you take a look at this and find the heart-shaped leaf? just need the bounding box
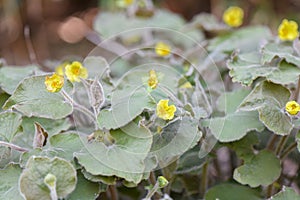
[3,75,73,119]
[233,150,281,187]
[19,156,77,200]
[75,121,152,184]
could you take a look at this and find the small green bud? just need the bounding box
[44,173,57,187]
[157,176,168,188]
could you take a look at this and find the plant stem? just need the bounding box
[275,136,288,156]
[267,134,279,151]
[144,182,160,200]
[49,186,58,200]
[159,86,184,107]
[280,142,297,159]
[266,184,274,198]
[61,89,96,121]
[148,171,162,199]
[200,161,208,198]
[0,141,29,152]
[108,185,118,200]
[149,171,156,186]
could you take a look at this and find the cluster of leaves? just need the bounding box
[1,2,300,200]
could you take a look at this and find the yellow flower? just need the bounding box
[278,19,299,41]
[65,61,88,82]
[285,101,300,115]
[156,99,176,120]
[180,81,193,89]
[148,69,158,89]
[155,42,171,57]
[45,73,64,93]
[55,61,69,76]
[116,0,133,7]
[222,6,244,27]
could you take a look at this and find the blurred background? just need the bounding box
[1,0,300,66]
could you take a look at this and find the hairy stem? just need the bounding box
[61,89,96,121]
[0,141,29,152]
[144,182,160,200]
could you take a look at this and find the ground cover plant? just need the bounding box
[1,0,300,199]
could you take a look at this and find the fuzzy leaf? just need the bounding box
[67,171,101,200]
[0,111,22,142]
[208,26,272,53]
[239,81,292,135]
[19,156,77,200]
[151,117,202,167]
[269,187,300,200]
[205,183,262,200]
[227,52,276,86]
[261,43,300,66]
[233,150,281,187]
[0,66,39,94]
[203,111,264,142]
[75,122,152,184]
[0,164,23,200]
[98,88,156,129]
[3,75,73,119]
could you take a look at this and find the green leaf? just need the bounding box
[50,132,83,161]
[189,13,228,32]
[266,61,300,85]
[98,64,183,130]
[239,81,292,135]
[228,50,300,86]
[151,117,202,166]
[233,150,281,187]
[225,132,259,162]
[205,183,262,200]
[3,75,73,119]
[208,26,272,53]
[19,148,57,168]
[0,111,22,142]
[0,164,23,200]
[98,88,156,129]
[83,56,109,80]
[203,111,264,142]
[261,43,300,66]
[67,171,101,200]
[217,89,250,114]
[0,65,39,94]
[227,52,276,86]
[81,169,117,185]
[175,146,206,174]
[14,117,71,149]
[75,122,152,184]
[94,10,184,38]
[19,156,77,200]
[0,92,10,112]
[23,117,71,136]
[270,187,300,200]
